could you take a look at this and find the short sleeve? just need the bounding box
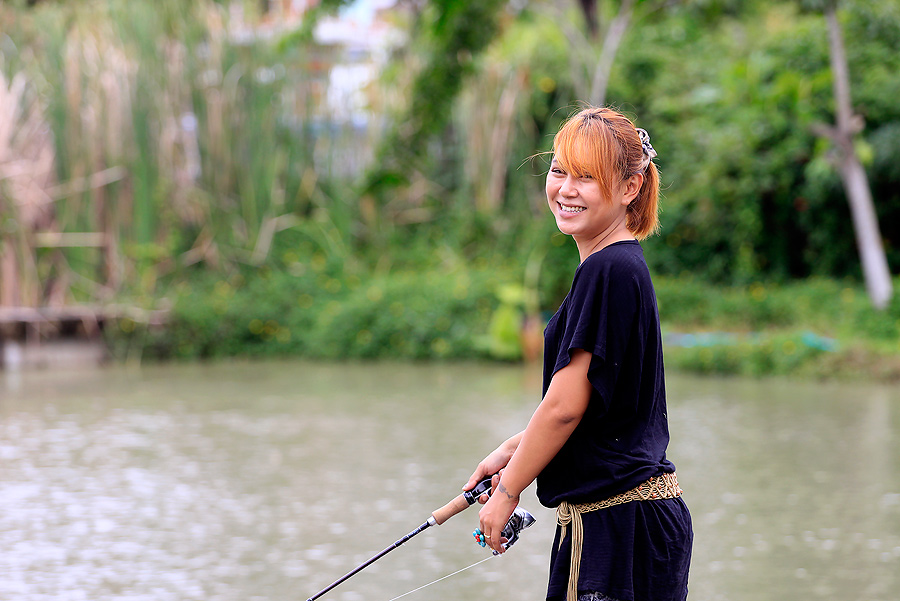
[550,252,639,412]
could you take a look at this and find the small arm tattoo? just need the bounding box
[497,482,518,500]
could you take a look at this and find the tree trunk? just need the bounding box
[823,4,893,309]
[589,0,636,106]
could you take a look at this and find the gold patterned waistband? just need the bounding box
[556,473,682,601]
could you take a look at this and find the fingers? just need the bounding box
[474,469,503,504]
[466,445,514,493]
[472,529,508,552]
[464,472,482,491]
[472,469,503,504]
[487,527,505,554]
[464,463,489,492]
[477,497,514,554]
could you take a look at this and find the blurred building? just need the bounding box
[226,0,403,176]
[232,0,402,126]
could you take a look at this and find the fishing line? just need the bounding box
[306,476,497,601]
[305,475,535,601]
[384,555,495,601]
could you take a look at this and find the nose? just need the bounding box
[558,175,578,198]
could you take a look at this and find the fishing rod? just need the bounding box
[306,475,535,601]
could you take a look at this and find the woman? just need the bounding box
[465,107,692,601]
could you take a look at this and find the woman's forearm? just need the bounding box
[465,430,525,492]
[500,431,525,457]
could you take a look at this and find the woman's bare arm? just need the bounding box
[478,349,593,553]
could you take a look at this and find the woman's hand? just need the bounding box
[478,481,519,554]
[464,433,522,503]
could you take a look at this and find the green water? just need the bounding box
[1,361,898,601]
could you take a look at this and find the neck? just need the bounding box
[574,219,634,263]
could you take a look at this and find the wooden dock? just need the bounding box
[0,305,167,328]
[0,305,168,370]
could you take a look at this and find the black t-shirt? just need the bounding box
[537,240,675,507]
[536,241,691,601]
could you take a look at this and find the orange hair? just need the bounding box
[552,106,660,239]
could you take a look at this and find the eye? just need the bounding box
[550,167,566,176]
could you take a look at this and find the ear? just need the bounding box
[620,173,643,206]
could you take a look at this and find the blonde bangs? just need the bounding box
[552,116,619,200]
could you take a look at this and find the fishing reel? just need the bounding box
[500,506,536,550]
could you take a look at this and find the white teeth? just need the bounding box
[559,203,585,213]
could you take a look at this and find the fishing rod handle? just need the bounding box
[431,474,494,525]
[431,493,471,525]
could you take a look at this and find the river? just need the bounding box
[1,361,898,601]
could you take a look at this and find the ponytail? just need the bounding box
[626,159,660,240]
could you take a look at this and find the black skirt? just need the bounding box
[546,497,693,601]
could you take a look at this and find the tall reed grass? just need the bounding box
[0,0,374,309]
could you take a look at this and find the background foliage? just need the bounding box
[1,0,898,376]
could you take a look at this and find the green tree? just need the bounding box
[358,0,508,237]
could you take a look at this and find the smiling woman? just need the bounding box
[546,107,660,260]
[463,106,691,601]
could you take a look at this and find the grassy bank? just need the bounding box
[655,277,900,381]
[108,266,900,382]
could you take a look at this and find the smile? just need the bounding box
[558,202,586,214]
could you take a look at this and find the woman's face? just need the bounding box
[545,158,631,240]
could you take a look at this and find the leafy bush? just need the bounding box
[107,267,900,382]
[129,264,504,361]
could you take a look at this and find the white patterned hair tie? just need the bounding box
[636,128,657,173]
